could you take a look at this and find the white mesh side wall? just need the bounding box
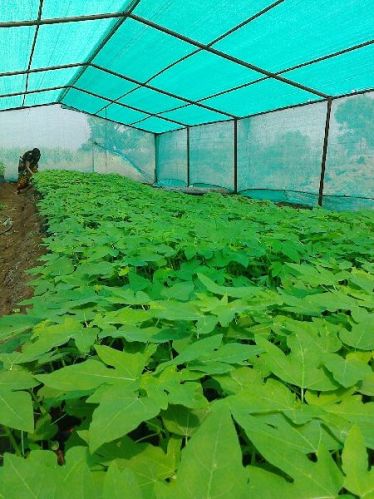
[189,121,234,191]
[156,128,188,187]
[0,104,155,182]
[237,102,327,206]
[323,92,374,210]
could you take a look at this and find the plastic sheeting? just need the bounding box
[0,104,155,182]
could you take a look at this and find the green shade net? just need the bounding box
[0,0,373,209]
[31,20,116,69]
[160,105,229,126]
[286,45,374,97]
[150,51,262,101]
[24,88,61,106]
[63,88,108,114]
[133,0,276,44]
[203,79,319,117]
[0,95,23,110]
[75,67,137,100]
[42,1,132,19]
[98,103,148,126]
[120,87,185,115]
[28,67,80,92]
[0,75,26,95]
[215,0,374,72]
[1,1,39,22]
[0,27,35,73]
[1,1,373,128]
[92,18,196,83]
[135,117,183,134]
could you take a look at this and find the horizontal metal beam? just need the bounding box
[1,36,368,110]
[280,39,374,76]
[0,63,85,78]
[0,11,129,28]
[1,85,371,136]
[239,98,326,121]
[153,97,326,134]
[332,87,374,100]
[0,102,59,113]
[199,39,374,103]
[238,187,319,196]
[321,193,374,200]
[129,14,330,99]
[90,63,237,118]
[155,98,328,135]
[155,117,234,135]
[69,86,187,127]
[57,0,142,103]
[154,99,326,136]
[132,38,373,122]
[96,0,285,109]
[60,104,155,134]
[238,187,374,201]
[0,85,66,99]
[200,41,374,101]
[212,0,284,45]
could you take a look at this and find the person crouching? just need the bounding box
[17,148,41,194]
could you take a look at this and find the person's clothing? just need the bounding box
[18,149,41,174]
[17,149,40,191]
[17,166,38,191]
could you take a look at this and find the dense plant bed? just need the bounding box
[0,170,373,498]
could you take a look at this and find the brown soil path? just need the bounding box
[0,183,45,316]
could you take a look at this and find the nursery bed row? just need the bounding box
[0,170,373,498]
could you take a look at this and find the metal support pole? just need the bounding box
[186,127,191,187]
[318,99,332,207]
[233,119,238,193]
[92,142,95,173]
[22,0,44,107]
[154,134,158,185]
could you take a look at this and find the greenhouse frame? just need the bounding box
[1,1,374,496]
[0,0,373,210]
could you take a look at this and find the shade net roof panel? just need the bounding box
[0,0,373,132]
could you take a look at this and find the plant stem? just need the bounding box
[3,427,21,456]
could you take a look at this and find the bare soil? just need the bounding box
[0,183,45,316]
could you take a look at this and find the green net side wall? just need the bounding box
[0,105,155,182]
[237,102,327,206]
[156,128,188,187]
[189,121,234,191]
[322,93,374,211]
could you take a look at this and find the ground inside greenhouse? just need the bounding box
[0,183,44,316]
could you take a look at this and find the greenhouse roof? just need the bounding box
[0,0,373,133]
